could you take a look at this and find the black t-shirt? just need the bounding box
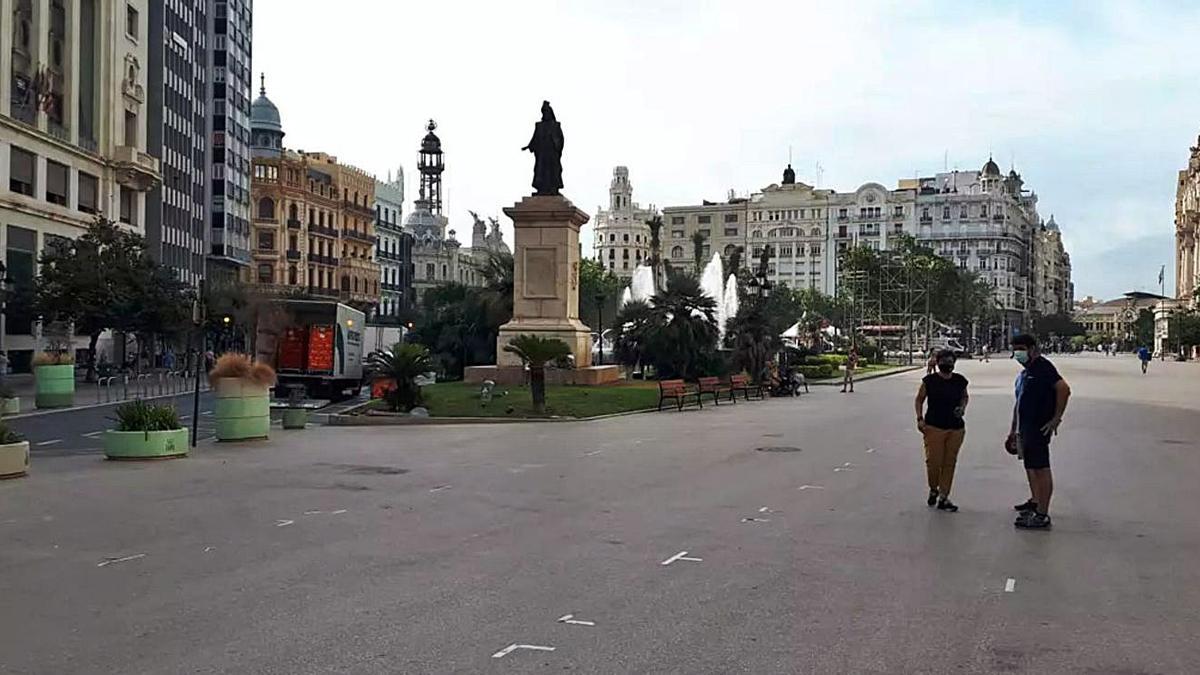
[922,372,968,430]
[1017,356,1062,438]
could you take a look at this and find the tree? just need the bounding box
[646,215,664,289]
[579,258,623,331]
[1032,313,1085,340]
[611,299,655,370]
[612,275,718,379]
[503,334,571,415]
[367,342,434,412]
[1134,308,1155,348]
[35,217,190,380]
[1169,310,1200,354]
[691,231,707,276]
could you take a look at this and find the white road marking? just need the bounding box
[201,411,213,416]
[741,517,770,523]
[557,614,596,627]
[758,506,773,513]
[304,510,325,515]
[797,485,825,490]
[583,450,603,456]
[82,431,103,439]
[204,547,215,552]
[866,448,876,453]
[492,644,556,659]
[331,509,348,515]
[660,551,703,566]
[180,415,191,420]
[843,462,854,466]
[834,467,853,473]
[97,553,145,567]
[36,439,62,446]
[429,485,452,492]
[1005,578,1016,593]
[275,519,294,527]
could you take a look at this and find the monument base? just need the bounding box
[464,365,621,386]
[496,321,594,368]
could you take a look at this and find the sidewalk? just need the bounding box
[2,372,206,416]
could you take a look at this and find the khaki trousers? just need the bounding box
[922,426,966,497]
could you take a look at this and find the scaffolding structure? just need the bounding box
[838,251,930,363]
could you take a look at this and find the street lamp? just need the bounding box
[0,268,14,382]
[595,293,606,365]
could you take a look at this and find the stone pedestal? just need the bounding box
[495,194,595,367]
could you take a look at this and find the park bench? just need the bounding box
[697,376,731,406]
[658,379,701,411]
[727,373,766,401]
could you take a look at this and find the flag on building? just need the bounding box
[1159,265,1165,286]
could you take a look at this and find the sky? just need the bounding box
[253,0,1200,302]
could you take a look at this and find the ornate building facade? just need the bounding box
[374,170,412,320]
[592,166,657,279]
[1,0,159,369]
[1176,134,1200,305]
[247,82,379,310]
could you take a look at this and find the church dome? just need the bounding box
[1046,214,1059,231]
[251,76,283,134]
[982,156,1001,177]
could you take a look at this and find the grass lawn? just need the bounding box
[413,381,661,418]
[809,363,910,381]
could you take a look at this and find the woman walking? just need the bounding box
[915,349,969,511]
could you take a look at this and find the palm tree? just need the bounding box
[649,275,719,379]
[612,299,655,372]
[691,231,708,275]
[366,343,435,412]
[503,335,571,415]
[646,215,663,290]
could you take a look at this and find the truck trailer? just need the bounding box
[255,300,366,400]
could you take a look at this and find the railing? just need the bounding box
[95,370,209,404]
[286,250,301,260]
[309,225,338,237]
[287,218,301,229]
[342,229,378,245]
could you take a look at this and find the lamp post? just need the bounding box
[595,293,606,365]
[0,265,14,385]
[191,280,207,448]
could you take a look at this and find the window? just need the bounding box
[960,206,969,219]
[125,4,138,39]
[810,245,821,256]
[838,225,848,238]
[751,230,762,238]
[623,233,629,243]
[921,207,930,220]
[77,172,98,213]
[119,186,137,225]
[894,206,903,217]
[257,264,273,283]
[289,203,298,221]
[697,229,710,237]
[671,245,684,258]
[622,249,629,259]
[8,147,35,196]
[608,248,614,259]
[671,216,684,225]
[257,197,275,220]
[724,228,738,237]
[608,234,615,242]
[124,110,137,147]
[697,215,711,224]
[671,229,685,238]
[45,161,69,206]
[838,208,848,219]
[258,231,275,250]
[981,204,989,217]
[892,223,903,234]
[426,263,435,279]
[724,213,738,223]
[942,206,951,220]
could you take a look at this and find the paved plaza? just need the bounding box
[2,354,1199,674]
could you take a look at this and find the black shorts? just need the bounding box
[1021,434,1051,470]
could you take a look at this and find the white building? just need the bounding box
[374,170,408,319]
[592,166,657,279]
[2,0,158,370]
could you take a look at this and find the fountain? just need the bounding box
[698,253,727,339]
[615,259,740,345]
[723,273,740,325]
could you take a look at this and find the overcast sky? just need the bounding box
[254,0,1200,301]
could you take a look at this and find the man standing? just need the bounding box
[841,347,859,393]
[1137,345,1151,374]
[1008,334,1071,530]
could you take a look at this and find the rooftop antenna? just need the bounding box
[788,145,793,165]
[943,150,948,172]
[815,161,824,188]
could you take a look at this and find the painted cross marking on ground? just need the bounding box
[660,551,703,566]
[557,614,596,627]
[1005,578,1016,593]
[797,485,825,491]
[429,485,452,493]
[492,644,556,659]
[97,553,145,567]
[275,519,294,528]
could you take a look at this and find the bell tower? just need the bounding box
[418,120,444,215]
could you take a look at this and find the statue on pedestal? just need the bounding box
[521,101,564,196]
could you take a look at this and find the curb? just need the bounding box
[327,406,661,427]
[808,365,921,386]
[3,387,210,421]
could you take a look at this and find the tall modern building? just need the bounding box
[591,166,658,279]
[207,0,253,281]
[2,0,159,370]
[146,0,209,286]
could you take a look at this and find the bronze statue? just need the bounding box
[522,101,564,196]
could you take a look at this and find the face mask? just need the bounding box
[1014,350,1030,365]
[937,362,954,373]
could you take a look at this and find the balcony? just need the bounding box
[919,216,933,224]
[286,250,301,261]
[112,145,162,191]
[287,217,301,230]
[381,282,402,293]
[342,229,378,245]
[253,248,279,258]
[307,253,338,266]
[309,224,338,238]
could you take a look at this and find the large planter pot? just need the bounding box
[214,378,270,441]
[281,408,308,430]
[103,428,189,461]
[1,397,19,415]
[34,364,75,409]
[0,440,30,479]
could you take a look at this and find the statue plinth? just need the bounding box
[495,194,594,367]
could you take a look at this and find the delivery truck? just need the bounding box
[255,300,366,400]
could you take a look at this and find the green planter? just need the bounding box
[282,408,308,429]
[0,440,30,479]
[1,397,19,415]
[34,364,75,409]
[214,378,270,441]
[103,429,189,461]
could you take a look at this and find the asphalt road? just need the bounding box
[2,354,1198,674]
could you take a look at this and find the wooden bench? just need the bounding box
[658,379,701,411]
[697,376,731,406]
[728,373,766,401]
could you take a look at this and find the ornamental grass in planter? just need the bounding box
[103,399,188,460]
[209,353,276,441]
[33,350,76,409]
[0,421,30,479]
[0,383,19,416]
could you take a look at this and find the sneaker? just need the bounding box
[927,489,938,507]
[1016,513,1051,530]
[936,498,958,512]
[1013,499,1037,513]
[1014,511,1033,527]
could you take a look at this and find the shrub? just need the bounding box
[33,351,75,366]
[0,383,15,399]
[367,343,434,412]
[795,364,835,379]
[822,354,849,367]
[113,399,182,432]
[208,353,276,387]
[0,421,24,444]
[857,342,882,364]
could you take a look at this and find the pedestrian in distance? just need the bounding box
[1007,334,1071,530]
[1137,345,1151,374]
[841,346,859,393]
[915,349,969,512]
[925,348,938,376]
[982,344,991,363]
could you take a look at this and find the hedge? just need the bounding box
[795,364,835,379]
